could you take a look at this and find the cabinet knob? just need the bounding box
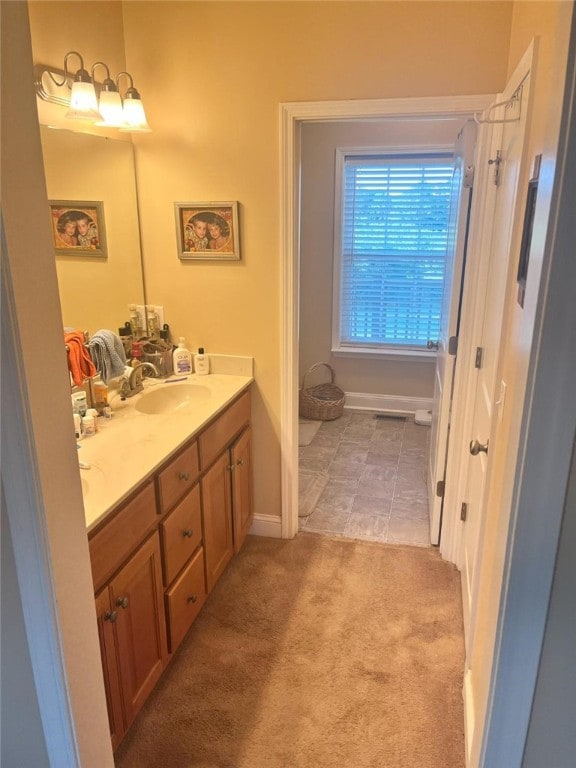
[236,458,245,466]
[182,528,194,538]
[178,471,190,481]
[116,596,129,609]
[227,464,235,472]
[104,610,118,623]
[187,595,198,604]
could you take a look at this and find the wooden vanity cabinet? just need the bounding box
[90,387,252,749]
[94,531,167,746]
[202,451,234,592]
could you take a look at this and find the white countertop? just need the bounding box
[78,367,253,532]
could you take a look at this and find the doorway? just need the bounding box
[280,94,493,551]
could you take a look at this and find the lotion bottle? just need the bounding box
[173,337,193,375]
[194,347,209,375]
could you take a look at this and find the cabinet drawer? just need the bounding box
[165,546,206,652]
[89,482,157,593]
[161,484,202,585]
[199,390,250,469]
[157,441,199,514]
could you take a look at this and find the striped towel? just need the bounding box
[87,330,127,383]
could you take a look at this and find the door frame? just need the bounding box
[279,94,494,541]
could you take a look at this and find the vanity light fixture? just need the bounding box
[92,62,124,128]
[116,72,152,133]
[34,51,152,132]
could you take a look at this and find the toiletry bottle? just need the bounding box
[194,347,209,375]
[146,306,159,338]
[172,337,193,375]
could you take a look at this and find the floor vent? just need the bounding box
[374,413,407,421]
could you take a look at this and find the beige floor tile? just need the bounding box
[345,512,390,541]
[387,516,430,546]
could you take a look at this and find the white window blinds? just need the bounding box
[338,153,455,349]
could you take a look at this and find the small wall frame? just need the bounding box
[49,200,106,257]
[175,201,240,261]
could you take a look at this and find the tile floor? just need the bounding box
[298,410,431,547]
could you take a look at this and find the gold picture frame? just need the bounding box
[175,201,240,261]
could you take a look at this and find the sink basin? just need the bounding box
[135,383,211,415]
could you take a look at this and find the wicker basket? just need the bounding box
[299,363,345,421]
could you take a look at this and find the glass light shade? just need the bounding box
[65,80,102,121]
[120,96,151,133]
[95,90,125,127]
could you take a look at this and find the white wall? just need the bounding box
[300,118,466,400]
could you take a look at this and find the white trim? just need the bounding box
[280,94,494,543]
[332,346,437,361]
[463,668,476,765]
[249,514,283,539]
[344,392,432,415]
[1,226,80,766]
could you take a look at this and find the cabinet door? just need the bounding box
[231,427,253,553]
[95,589,125,751]
[111,532,167,727]
[201,451,234,592]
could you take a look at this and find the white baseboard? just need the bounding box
[249,514,283,538]
[344,392,433,415]
[463,668,475,767]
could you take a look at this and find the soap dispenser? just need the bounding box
[173,337,193,375]
[194,347,209,375]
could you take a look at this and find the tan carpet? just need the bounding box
[115,533,465,768]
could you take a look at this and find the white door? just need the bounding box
[427,122,476,545]
[460,63,532,651]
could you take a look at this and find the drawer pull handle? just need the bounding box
[116,596,129,610]
[183,528,194,538]
[187,595,198,604]
[104,611,118,623]
[178,472,191,481]
[236,458,245,467]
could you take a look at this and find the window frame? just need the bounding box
[331,145,455,360]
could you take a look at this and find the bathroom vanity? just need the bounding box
[79,366,253,749]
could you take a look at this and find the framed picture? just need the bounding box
[175,201,240,261]
[49,200,107,257]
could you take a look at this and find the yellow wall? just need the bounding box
[121,1,513,519]
[467,2,573,764]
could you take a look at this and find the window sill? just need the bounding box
[331,346,436,362]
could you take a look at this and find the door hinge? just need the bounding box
[448,335,458,356]
[488,150,502,186]
[475,347,484,369]
[460,502,468,522]
[463,164,475,189]
[436,480,445,498]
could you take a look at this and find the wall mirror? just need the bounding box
[39,126,145,334]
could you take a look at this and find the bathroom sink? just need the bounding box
[135,383,211,415]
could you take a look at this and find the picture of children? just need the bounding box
[56,212,80,247]
[50,202,106,256]
[177,202,239,261]
[184,213,209,251]
[207,213,232,252]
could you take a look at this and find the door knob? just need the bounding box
[427,340,440,351]
[469,439,489,456]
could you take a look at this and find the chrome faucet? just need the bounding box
[120,361,161,398]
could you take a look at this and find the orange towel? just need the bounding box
[65,331,96,386]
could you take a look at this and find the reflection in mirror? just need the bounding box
[39,126,145,334]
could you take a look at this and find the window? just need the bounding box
[334,151,455,354]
